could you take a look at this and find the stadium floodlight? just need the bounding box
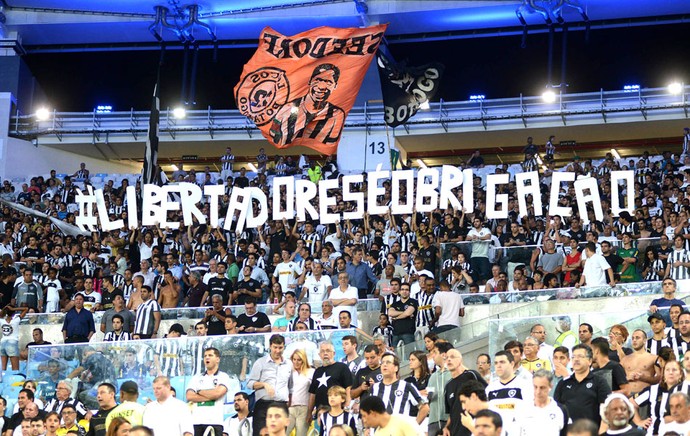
[172,106,187,119]
[542,89,557,103]
[611,149,621,160]
[668,82,683,95]
[419,100,431,110]
[35,107,51,121]
[416,159,427,168]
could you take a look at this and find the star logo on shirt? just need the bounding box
[316,373,331,388]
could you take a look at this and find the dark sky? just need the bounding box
[23,22,690,112]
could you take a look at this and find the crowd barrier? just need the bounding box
[25,329,356,413]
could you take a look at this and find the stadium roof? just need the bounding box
[3,0,690,50]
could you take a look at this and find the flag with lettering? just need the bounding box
[234,25,387,155]
[376,51,444,128]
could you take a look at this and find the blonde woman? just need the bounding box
[288,349,315,436]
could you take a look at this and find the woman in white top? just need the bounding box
[287,348,315,436]
[0,305,28,371]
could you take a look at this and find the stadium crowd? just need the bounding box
[0,134,689,435]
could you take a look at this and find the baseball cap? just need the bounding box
[647,313,665,323]
[120,381,139,395]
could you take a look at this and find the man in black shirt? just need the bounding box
[351,345,382,401]
[418,236,438,273]
[308,342,353,417]
[554,344,611,429]
[387,283,418,346]
[203,294,232,335]
[443,348,487,436]
[601,241,624,278]
[233,266,262,306]
[236,298,271,334]
[208,262,233,304]
[591,338,630,395]
[86,383,117,436]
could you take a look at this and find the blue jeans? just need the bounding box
[431,325,458,334]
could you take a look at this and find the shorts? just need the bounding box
[0,340,19,357]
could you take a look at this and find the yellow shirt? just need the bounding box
[521,358,552,374]
[374,416,418,436]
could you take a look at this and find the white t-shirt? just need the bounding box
[273,262,301,292]
[467,227,492,258]
[582,253,611,286]
[0,315,21,342]
[329,285,359,327]
[186,370,233,425]
[514,399,568,436]
[44,278,62,313]
[77,291,101,311]
[302,275,332,306]
[658,420,690,436]
[486,375,535,436]
[431,291,464,328]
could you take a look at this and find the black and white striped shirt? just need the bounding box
[80,257,96,277]
[646,337,670,355]
[381,293,400,316]
[302,232,321,256]
[633,382,683,436]
[154,339,183,377]
[43,398,89,418]
[416,291,436,328]
[341,356,366,377]
[667,248,690,280]
[185,262,210,278]
[221,153,235,172]
[319,411,357,436]
[112,273,125,289]
[104,331,133,342]
[644,259,665,281]
[188,337,211,376]
[121,281,135,303]
[370,379,425,417]
[669,333,690,358]
[133,299,161,336]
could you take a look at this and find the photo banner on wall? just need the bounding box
[376,51,444,128]
[234,24,387,155]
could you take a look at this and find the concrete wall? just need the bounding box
[2,137,142,180]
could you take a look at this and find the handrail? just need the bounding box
[10,85,689,140]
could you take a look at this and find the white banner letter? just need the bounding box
[486,173,509,219]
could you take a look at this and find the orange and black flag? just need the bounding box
[234,25,387,155]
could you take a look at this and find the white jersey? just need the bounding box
[186,370,233,425]
[273,262,301,292]
[486,375,535,436]
[302,275,332,306]
[514,398,569,436]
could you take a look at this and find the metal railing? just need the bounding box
[10,85,689,141]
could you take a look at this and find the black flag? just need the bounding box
[376,51,444,128]
[142,80,160,185]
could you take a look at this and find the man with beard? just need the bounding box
[222,392,253,436]
[600,394,644,436]
[308,342,352,421]
[186,348,232,436]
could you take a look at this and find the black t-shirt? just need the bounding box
[592,360,628,392]
[100,289,120,311]
[309,362,353,409]
[441,225,462,242]
[206,309,228,336]
[554,371,611,426]
[86,406,115,436]
[603,253,624,272]
[236,311,270,332]
[352,365,383,401]
[235,278,261,305]
[22,247,44,259]
[419,246,438,272]
[207,276,233,305]
[445,370,487,436]
[0,281,13,307]
[390,298,418,335]
[568,229,586,242]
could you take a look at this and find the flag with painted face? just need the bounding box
[234,25,387,155]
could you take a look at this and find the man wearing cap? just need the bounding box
[186,347,232,436]
[104,381,145,429]
[645,312,670,355]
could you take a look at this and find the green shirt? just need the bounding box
[227,263,240,283]
[427,367,452,424]
[273,315,296,330]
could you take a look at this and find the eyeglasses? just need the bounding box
[61,411,76,415]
